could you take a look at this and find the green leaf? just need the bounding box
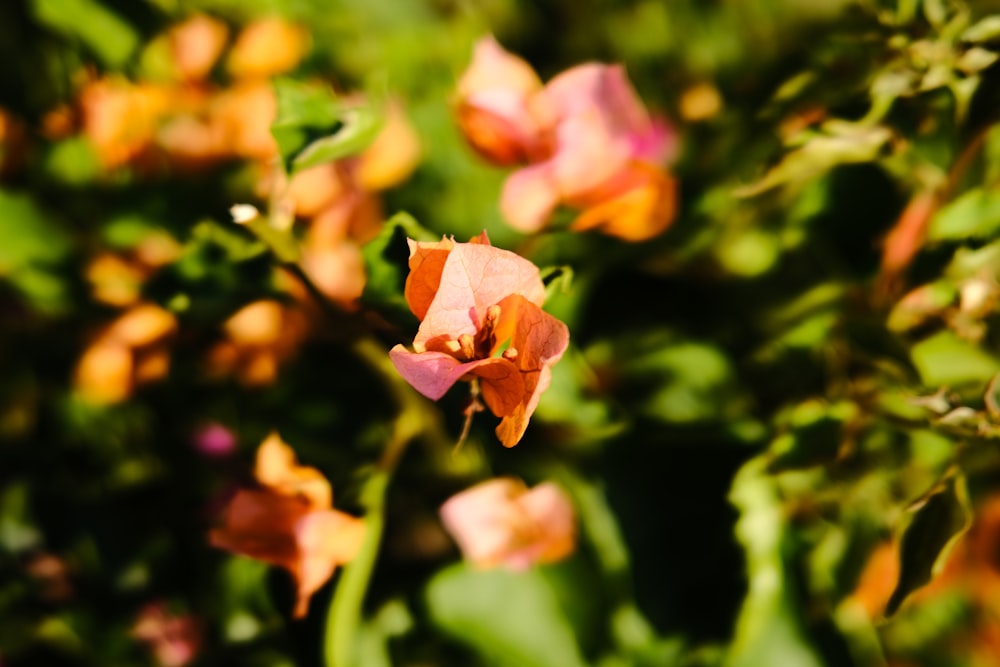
[962,15,1000,43]
[270,78,383,175]
[30,0,139,68]
[734,123,892,196]
[766,400,858,472]
[885,473,972,617]
[41,137,101,185]
[0,482,41,554]
[360,211,434,325]
[910,330,1000,387]
[928,188,1000,240]
[0,190,72,312]
[620,336,740,424]
[726,458,824,667]
[425,563,588,667]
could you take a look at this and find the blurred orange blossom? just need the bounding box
[209,432,365,618]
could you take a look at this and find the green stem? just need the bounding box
[325,470,389,667]
[247,207,453,665]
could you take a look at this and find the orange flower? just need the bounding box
[74,303,177,404]
[209,433,365,618]
[456,36,678,241]
[440,478,575,569]
[167,14,229,82]
[226,18,308,80]
[389,232,569,447]
[206,299,309,386]
[79,77,173,169]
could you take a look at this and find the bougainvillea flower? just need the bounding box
[439,478,575,570]
[207,299,309,386]
[456,36,678,242]
[209,433,365,618]
[166,14,229,82]
[226,18,308,80]
[389,233,569,447]
[80,77,172,169]
[131,602,202,667]
[456,35,545,166]
[74,303,177,403]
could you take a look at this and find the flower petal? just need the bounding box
[291,510,366,618]
[389,346,516,401]
[491,294,570,447]
[570,163,677,242]
[500,163,561,233]
[254,432,332,509]
[414,241,546,346]
[439,478,527,567]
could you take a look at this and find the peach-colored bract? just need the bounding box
[209,433,365,618]
[440,478,575,570]
[456,36,678,242]
[389,233,569,447]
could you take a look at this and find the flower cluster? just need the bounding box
[456,36,678,241]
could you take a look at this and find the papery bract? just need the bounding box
[456,36,544,166]
[74,303,177,404]
[389,233,568,447]
[439,478,575,570]
[226,18,308,79]
[207,299,309,386]
[456,36,678,241]
[209,433,365,618]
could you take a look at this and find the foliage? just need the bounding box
[5,1,1000,666]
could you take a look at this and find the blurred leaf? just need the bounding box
[0,190,72,312]
[910,330,1000,386]
[726,458,824,667]
[40,137,101,185]
[271,78,382,174]
[355,600,413,667]
[425,563,588,667]
[927,188,1000,240]
[962,15,1000,43]
[360,211,434,325]
[534,346,625,441]
[735,124,892,196]
[766,400,857,472]
[30,0,139,68]
[885,472,972,616]
[0,482,41,554]
[621,336,740,424]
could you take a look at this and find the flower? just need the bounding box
[389,232,569,447]
[209,432,365,618]
[74,303,177,404]
[206,299,309,386]
[439,478,575,570]
[456,36,678,241]
[131,602,202,667]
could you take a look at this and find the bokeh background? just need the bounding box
[6,0,1000,665]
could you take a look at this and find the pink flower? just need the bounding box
[131,603,201,667]
[191,422,237,458]
[456,36,678,241]
[388,232,569,448]
[440,478,575,570]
